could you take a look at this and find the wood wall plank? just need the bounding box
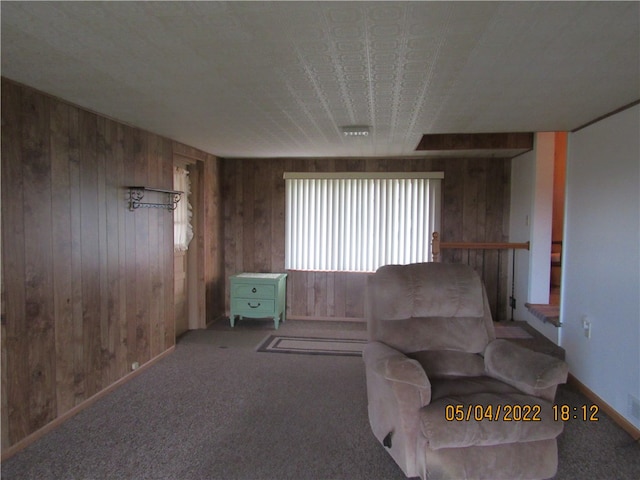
[147,134,163,359]
[345,273,366,318]
[270,159,287,271]
[163,140,175,348]
[1,325,8,450]
[190,159,206,329]
[162,140,174,334]
[96,116,111,390]
[242,163,256,272]
[104,118,127,384]
[289,270,307,319]
[441,159,463,264]
[21,88,57,432]
[122,125,138,374]
[1,81,30,445]
[137,131,152,364]
[50,100,75,415]
[313,273,328,318]
[333,273,347,318]
[79,109,102,399]
[68,105,86,405]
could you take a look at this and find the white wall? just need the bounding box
[509,147,534,320]
[509,133,560,343]
[562,104,640,428]
[529,133,554,304]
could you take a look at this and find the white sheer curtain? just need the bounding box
[284,172,442,272]
[173,166,193,252]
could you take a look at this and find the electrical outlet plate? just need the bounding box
[131,361,140,371]
[582,316,591,338]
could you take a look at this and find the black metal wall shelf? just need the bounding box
[127,186,183,211]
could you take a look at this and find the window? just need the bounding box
[284,172,442,272]
[173,166,193,252]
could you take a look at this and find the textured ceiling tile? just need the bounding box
[336,40,364,52]
[330,25,363,40]
[369,23,403,38]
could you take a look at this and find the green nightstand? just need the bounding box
[229,273,287,329]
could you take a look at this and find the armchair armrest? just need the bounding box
[363,341,431,391]
[484,339,568,401]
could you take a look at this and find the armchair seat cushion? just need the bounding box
[420,393,562,450]
[408,350,486,378]
[430,376,521,401]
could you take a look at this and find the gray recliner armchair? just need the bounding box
[363,263,568,480]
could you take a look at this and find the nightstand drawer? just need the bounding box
[231,298,275,316]
[232,284,275,299]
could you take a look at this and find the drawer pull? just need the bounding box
[248,302,261,308]
[251,288,257,293]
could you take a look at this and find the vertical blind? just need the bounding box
[284,172,443,272]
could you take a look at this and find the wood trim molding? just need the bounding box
[1,347,176,461]
[173,142,210,162]
[283,171,444,180]
[439,241,530,250]
[415,132,533,151]
[567,373,640,441]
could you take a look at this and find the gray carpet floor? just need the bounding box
[2,323,639,480]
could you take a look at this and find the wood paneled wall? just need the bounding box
[0,79,224,453]
[222,156,511,320]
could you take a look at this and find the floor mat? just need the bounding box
[257,335,366,357]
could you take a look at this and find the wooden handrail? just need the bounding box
[439,241,530,250]
[431,232,529,262]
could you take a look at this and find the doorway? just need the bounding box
[173,154,203,338]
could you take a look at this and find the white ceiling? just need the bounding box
[2,1,638,158]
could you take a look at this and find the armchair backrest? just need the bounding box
[366,263,496,354]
